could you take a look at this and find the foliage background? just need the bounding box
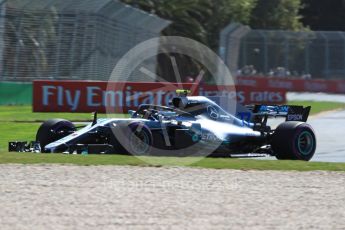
[122,0,305,50]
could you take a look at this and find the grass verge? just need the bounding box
[1,152,345,172]
[1,101,344,122]
[1,102,345,171]
[288,100,345,115]
[0,106,127,122]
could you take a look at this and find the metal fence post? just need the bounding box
[259,31,268,74]
[305,40,310,75]
[284,36,290,70]
[320,32,330,78]
[219,23,250,79]
[339,31,345,75]
[53,17,63,79]
[0,0,7,80]
[12,14,23,80]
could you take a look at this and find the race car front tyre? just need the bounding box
[272,121,316,161]
[36,119,76,152]
[127,122,153,156]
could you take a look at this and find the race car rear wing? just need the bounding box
[251,105,311,122]
[236,104,311,132]
[240,104,311,124]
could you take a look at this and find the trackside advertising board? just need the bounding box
[237,76,345,94]
[33,80,286,113]
[200,85,286,105]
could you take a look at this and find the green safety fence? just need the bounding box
[0,82,32,105]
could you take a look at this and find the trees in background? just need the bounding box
[300,0,345,31]
[122,0,345,81]
[194,0,256,50]
[250,0,304,30]
[122,0,305,81]
[122,0,256,50]
[122,0,305,49]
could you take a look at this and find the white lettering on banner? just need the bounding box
[268,80,293,89]
[86,88,173,108]
[250,92,283,103]
[199,88,245,104]
[237,92,245,103]
[304,82,327,91]
[156,90,165,105]
[42,86,56,106]
[102,90,123,107]
[87,88,159,108]
[125,86,132,107]
[57,86,63,106]
[87,87,101,107]
[236,79,257,87]
[39,83,286,112]
[141,92,154,105]
[165,92,176,105]
[65,90,80,111]
[133,92,143,107]
[42,85,81,110]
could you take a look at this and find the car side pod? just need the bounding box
[87,144,114,154]
[67,144,115,154]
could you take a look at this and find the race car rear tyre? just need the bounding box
[272,121,316,161]
[36,119,76,152]
[127,122,153,156]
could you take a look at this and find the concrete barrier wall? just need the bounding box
[0,82,32,105]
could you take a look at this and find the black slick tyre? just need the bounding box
[272,121,316,161]
[36,119,76,152]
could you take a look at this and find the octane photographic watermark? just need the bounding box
[102,177,239,194]
[106,36,236,165]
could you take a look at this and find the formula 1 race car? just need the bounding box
[9,90,317,161]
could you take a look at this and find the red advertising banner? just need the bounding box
[200,85,286,105]
[236,76,345,94]
[33,80,287,113]
[33,81,197,113]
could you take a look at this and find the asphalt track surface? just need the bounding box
[309,110,345,162]
[287,92,345,103]
[286,92,345,162]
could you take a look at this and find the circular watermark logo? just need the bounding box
[106,36,237,165]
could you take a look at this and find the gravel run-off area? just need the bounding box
[0,165,345,230]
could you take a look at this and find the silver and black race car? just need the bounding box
[9,90,316,161]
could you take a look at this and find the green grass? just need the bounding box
[0,122,38,151]
[0,106,127,122]
[0,107,126,150]
[0,106,127,150]
[1,101,344,122]
[288,100,345,115]
[0,102,345,171]
[1,152,345,171]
